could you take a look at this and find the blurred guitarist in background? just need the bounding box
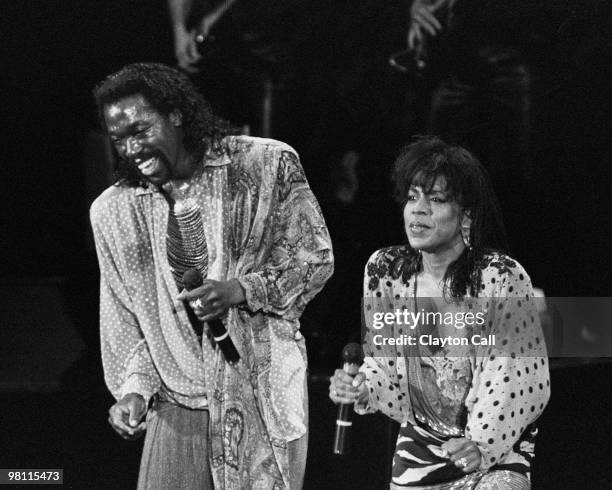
[169,0,238,74]
[168,0,305,138]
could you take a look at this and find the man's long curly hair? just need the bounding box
[391,136,508,299]
[93,62,237,187]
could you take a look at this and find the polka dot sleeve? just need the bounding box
[355,249,409,423]
[91,200,161,405]
[464,258,550,470]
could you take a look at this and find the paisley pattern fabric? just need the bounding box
[91,135,333,489]
[356,245,550,488]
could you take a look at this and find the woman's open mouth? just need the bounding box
[409,223,430,232]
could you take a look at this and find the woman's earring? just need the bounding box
[461,226,472,250]
[461,212,473,250]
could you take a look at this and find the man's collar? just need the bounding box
[203,148,232,167]
[135,185,155,196]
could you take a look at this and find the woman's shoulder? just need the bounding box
[478,252,528,276]
[478,251,533,293]
[366,245,415,270]
[364,245,417,288]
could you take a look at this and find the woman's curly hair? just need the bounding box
[93,62,238,187]
[391,135,508,298]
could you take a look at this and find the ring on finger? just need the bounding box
[457,457,469,468]
[193,298,204,309]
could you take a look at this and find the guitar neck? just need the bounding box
[199,0,239,35]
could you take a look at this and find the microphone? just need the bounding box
[182,268,240,364]
[333,342,364,455]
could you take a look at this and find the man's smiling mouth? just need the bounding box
[136,156,160,176]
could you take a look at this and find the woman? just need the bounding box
[329,136,550,489]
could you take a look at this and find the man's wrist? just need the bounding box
[228,279,246,306]
[121,392,146,404]
[120,392,149,409]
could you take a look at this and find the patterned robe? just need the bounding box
[90,136,333,488]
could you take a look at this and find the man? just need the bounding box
[90,62,333,489]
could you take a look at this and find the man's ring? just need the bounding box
[193,298,203,309]
[457,457,468,468]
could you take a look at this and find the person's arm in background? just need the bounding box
[169,0,239,73]
[407,0,454,54]
[168,0,204,73]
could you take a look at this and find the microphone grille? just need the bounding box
[182,268,203,291]
[341,343,364,364]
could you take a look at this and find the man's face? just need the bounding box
[103,94,182,185]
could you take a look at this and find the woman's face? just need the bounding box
[403,177,469,254]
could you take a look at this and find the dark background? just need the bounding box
[1,0,611,488]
